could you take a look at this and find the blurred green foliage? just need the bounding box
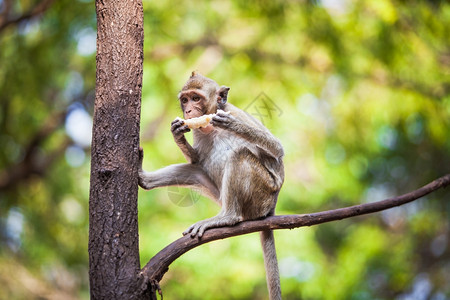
[1,0,449,299]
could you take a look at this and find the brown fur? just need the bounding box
[139,73,284,300]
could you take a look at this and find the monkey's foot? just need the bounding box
[183,215,243,238]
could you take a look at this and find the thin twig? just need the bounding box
[0,0,55,32]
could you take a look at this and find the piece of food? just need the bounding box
[181,114,215,129]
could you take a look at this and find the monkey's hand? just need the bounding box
[171,118,190,141]
[138,147,147,189]
[171,118,200,163]
[138,147,144,167]
[211,110,234,129]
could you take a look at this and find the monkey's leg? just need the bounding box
[183,165,247,237]
[139,163,220,201]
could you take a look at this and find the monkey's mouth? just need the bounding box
[185,115,202,120]
[185,110,205,119]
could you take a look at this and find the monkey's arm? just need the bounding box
[171,118,199,163]
[138,148,220,201]
[212,110,284,159]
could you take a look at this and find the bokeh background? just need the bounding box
[1,0,449,299]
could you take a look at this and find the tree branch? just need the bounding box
[139,173,450,287]
[0,110,68,191]
[0,0,55,32]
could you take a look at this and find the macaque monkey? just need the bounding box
[139,72,284,300]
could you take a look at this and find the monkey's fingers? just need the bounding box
[171,118,185,129]
[184,218,223,238]
[183,222,206,238]
[171,119,190,135]
[190,226,201,238]
[171,117,184,126]
[182,225,195,237]
[138,147,144,163]
[211,112,233,128]
[173,124,190,135]
[196,224,208,237]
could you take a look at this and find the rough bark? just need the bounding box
[88,0,144,299]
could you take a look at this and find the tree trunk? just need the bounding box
[88,0,144,298]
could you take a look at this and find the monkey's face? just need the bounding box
[178,90,210,119]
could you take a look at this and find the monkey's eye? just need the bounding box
[192,96,200,102]
[181,97,188,104]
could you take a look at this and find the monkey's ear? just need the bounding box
[217,86,230,109]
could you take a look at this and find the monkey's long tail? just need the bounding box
[260,230,281,300]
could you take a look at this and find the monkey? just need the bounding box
[138,72,284,300]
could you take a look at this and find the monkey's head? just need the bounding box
[178,71,230,119]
